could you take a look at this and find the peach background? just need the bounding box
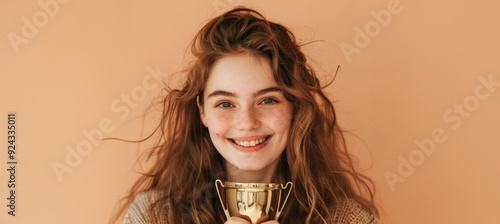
[1,0,499,223]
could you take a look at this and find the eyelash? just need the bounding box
[214,98,279,108]
[216,102,233,108]
[261,98,278,104]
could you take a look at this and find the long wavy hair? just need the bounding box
[110,7,378,224]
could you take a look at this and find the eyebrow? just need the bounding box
[207,87,282,99]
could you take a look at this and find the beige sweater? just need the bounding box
[123,190,378,224]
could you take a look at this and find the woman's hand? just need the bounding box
[224,216,279,224]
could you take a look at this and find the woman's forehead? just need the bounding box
[204,52,278,96]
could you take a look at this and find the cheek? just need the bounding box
[206,113,232,137]
[268,108,293,132]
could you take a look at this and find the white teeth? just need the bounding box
[233,137,267,147]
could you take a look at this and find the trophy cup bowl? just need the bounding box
[215,179,293,224]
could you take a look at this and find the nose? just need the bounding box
[235,107,261,130]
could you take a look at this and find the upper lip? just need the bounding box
[228,135,270,141]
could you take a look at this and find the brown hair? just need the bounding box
[111,7,377,224]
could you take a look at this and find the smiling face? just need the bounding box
[198,52,293,181]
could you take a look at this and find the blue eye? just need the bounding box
[261,98,277,104]
[217,102,233,108]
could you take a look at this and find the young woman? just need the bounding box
[112,7,378,224]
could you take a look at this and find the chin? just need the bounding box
[232,159,271,172]
[235,164,267,172]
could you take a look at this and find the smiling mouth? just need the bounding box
[230,136,271,147]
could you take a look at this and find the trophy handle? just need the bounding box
[215,179,231,220]
[275,181,293,219]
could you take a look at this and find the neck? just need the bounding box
[225,159,281,183]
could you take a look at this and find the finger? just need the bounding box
[225,216,252,224]
[260,221,279,224]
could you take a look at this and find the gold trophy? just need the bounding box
[215,179,293,224]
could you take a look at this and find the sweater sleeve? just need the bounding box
[332,198,378,224]
[122,191,157,224]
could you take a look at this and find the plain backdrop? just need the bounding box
[1,0,499,223]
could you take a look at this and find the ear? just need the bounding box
[197,95,207,127]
